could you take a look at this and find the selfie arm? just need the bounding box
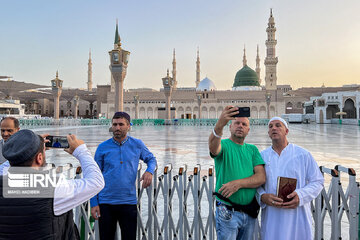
[209,106,238,156]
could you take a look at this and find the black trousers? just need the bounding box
[98,204,137,240]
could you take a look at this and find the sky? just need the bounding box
[1,0,360,91]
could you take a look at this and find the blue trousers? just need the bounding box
[216,203,255,240]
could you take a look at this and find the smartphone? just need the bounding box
[233,107,251,118]
[45,136,69,148]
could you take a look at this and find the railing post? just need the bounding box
[314,167,324,240]
[151,165,158,239]
[349,173,359,240]
[136,164,142,240]
[336,166,359,240]
[208,166,215,240]
[146,165,157,240]
[163,164,172,240]
[178,165,187,240]
[193,165,200,240]
[74,167,82,235]
[330,169,340,239]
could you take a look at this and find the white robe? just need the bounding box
[257,143,324,240]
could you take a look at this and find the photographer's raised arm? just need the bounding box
[209,106,238,156]
[53,134,105,216]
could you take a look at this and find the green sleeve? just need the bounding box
[252,145,265,166]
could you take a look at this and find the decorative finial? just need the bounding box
[114,19,121,47]
[167,69,169,77]
[89,48,91,59]
[56,70,59,78]
[243,45,247,66]
[270,8,273,17]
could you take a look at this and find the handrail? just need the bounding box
[59,163,359,239]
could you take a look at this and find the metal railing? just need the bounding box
[19,118,112,127]
[313,165,360,240]
[66,164,359,240]
[131,119,269,126]
[18,118,269,128]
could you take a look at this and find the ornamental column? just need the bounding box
[134,94,139,119]
[73,95,80,119]
[196,92,202,119]
[265,91,272,119]
[51,71,63,120]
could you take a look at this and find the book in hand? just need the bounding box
[276,176,297,202]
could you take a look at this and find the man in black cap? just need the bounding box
[90,112,157,240]
[0,129,105,239]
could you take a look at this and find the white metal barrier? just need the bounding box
[69,164,359,240]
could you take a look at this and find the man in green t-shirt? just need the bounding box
[209,105,265,240]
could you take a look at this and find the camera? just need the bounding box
[45,136,69,148]
[233,107,250,118]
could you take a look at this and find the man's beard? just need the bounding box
[113,131,126,140]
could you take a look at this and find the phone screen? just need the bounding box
[45,136,69,148]
[233,107,251,118]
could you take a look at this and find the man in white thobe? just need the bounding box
[257,117,324,240]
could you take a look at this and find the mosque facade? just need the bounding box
[97,10,286,120]
[6,10,359,123]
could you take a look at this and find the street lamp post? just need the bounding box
[266,91,272,119]
[66,101,72,117]
[162,70,174,121]
[51,71,63,120]
[134,94,139,119]
[196,92,202,119]
[73,95,80,119]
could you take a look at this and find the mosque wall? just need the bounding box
[100,99,285,120]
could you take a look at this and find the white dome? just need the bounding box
[196,77,216,91]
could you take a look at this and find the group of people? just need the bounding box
[0,113,156,240]
[0,106,324,240]
[210,106,324,240]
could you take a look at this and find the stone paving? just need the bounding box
[33,123,360,183]
[29,123,359,239]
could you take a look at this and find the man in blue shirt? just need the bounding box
[90,111,157,240]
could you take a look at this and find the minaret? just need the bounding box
[256,45,261,85]
[196,48,200,87]
[87,49,93,91]
[264,9,278,90]
[109,20,130,112]
[162,69,174,120]
[172,49,177,89]
[243,45,247,67]
[51,71,63,120]
[111,19,121,92]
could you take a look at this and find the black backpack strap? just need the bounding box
[212,192,260,218]
[213,192,237,206]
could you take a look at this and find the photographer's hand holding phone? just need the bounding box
[64,134,84,154]
[217,106,239,126]
[44,134,84,154]
[40,134,51,150]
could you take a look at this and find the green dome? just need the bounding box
[233,65,260,87]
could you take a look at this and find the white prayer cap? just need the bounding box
[268,117,288,129]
